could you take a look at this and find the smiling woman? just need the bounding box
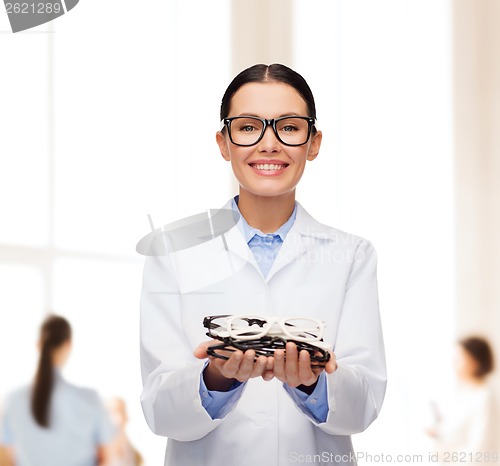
[139,63,386,466]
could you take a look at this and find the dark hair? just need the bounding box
[32,315,72,428]
[459,336,494,379]
[220,63,317,123]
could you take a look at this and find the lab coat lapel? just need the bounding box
[168,225,256,293]
[212,199,336,284]
[163,200,336,292]
[265,229,307,281]
[210,198,262,275]
[266,202,335,281]
[167,200,256,293]
[222,221,258,268]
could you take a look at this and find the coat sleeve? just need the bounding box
[314,238,387,435]
[140,254,237,441]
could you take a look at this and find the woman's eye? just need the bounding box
[282,125,297,132]
[240,125,257,132]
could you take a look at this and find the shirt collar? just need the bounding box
[231,195,297,244]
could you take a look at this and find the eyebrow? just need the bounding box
[236,112,302,118]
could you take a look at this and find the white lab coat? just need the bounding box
[433,382,500,466]
[140,200,386,466]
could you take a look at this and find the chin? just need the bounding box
[244,186,295,198]
[237,179,298,198]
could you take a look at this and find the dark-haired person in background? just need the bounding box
[140,63,386,465]
[0,315,115,466]
[428,337,499,465]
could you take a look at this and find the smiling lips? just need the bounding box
[249,160,289,176]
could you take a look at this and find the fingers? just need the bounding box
[273,343,322,388]
[193,340,216,359]
[272,349,286,381]
[263,357,275,381]
[210,350,271,384]
[298,350,318,386]
[220,349,246,377]
[266,357,274,371]
[325,351,337,374]
[251,355,269,378]
[262,370,274,381]
[196,340,333,386]
[285,343,299,382]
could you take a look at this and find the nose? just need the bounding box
[257,123,280,152]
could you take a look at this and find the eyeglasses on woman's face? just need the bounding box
[220,115,316,147]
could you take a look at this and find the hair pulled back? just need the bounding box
[220,63,317,122]
[32,315,72,428]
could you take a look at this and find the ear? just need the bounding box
[216,131,231,162]
[307,130,322,161]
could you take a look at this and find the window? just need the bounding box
[0,1,231,463]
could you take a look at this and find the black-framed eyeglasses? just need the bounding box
[202,314,332,368]
[220,115,316,147]
[206,338,331,368]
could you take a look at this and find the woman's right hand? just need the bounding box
[194,340,274,391]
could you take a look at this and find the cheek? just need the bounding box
[229,147,253,163]
[455,355,465,372]
[287,148,309,168]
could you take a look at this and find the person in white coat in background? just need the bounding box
[139,63,387,466]
[428,337,498,466]
[0,315,115,466]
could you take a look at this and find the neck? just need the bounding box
[51,342,70,368]
[460,375,486,387]
[237,189,296,233]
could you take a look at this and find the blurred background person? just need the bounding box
[0,400,12,466]
[427,336,498,465]
[107,398,144,466]
[0,449,11,466]
[0,446,12,466]
[0,315,115,466]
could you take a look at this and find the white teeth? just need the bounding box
[253,163,286,170]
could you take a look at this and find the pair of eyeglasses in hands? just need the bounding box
[203,315,332,368]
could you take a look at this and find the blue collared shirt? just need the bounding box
[232,195,296,277]
[199,197,329,423]
[0,372,115,466]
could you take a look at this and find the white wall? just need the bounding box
[293,1,454,462]
[454,0,500,373]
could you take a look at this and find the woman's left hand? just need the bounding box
[270,342,337,390]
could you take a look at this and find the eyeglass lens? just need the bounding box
[228,316,321,340]
[229,117,310,146]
